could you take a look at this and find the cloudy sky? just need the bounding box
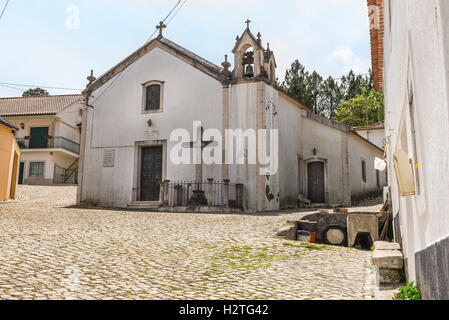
[0,0,371,97]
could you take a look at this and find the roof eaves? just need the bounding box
[0,116,19,130]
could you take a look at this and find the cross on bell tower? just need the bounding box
[156,21,166,38]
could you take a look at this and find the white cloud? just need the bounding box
[327,46,371,75]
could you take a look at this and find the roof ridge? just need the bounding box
[85,36,228,95]
[0,94,83,100]
[159,37,222,71]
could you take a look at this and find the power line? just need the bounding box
[93,0,188,104]
[166,0,188,26]
[0,83,24,92]
[0,82,82,91]
[147,0,183,42]
[0,0,10,22]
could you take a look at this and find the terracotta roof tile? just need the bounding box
[353,120,385,131]
[0,94,83,116]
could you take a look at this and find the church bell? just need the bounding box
[245,64,254,78]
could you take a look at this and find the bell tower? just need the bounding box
[232,20,276,83]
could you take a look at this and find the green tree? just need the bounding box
[281,60,323,112]
[22,88,49,97]
[332,89,384,128]
[306,71,324,113]
[319,77,344,118]
[281,60,374,119]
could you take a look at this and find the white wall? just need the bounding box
[277,95,303,208]
[227,82,258,211]
[384,0,449,282]
[348,134,386,201]
[55,101,83,144]
[20,151,54,183]
[81,47,224,207]
[355,129,384,149]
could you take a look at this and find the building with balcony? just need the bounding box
[0,94,83,185]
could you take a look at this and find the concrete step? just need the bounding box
[127,201,159,209]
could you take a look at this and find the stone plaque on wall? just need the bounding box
[103,149,115,167]
[144,129,159,141]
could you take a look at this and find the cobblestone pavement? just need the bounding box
[0,186,397,300]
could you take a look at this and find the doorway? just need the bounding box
[29,127,49,149]
[140,146,163,202]
[307,161,325,204]
[18,162,24,185]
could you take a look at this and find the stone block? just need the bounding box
[374,241,401,251]
[277,224,297,240]
[347,214,379,247]
[372,250,404,269]
[378,268,403,285]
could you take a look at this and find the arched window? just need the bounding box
[242,47,255,78]
[146,84,161,111]
[142,81,164,113]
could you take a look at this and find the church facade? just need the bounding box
[77,23,386,212]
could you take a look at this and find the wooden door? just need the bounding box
[140,146,163,202]
[308,162,325,204]
[29,127,49,149]
[18,162,24,185]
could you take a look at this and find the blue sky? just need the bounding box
[0,0,371,97]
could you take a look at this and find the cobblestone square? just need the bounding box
[0,186,396,300]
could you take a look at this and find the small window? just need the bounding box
[145,84,161,111]
[362,160,367,183]
[29,162,44,177]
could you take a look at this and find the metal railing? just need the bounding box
[159,180,244,209]
[17,137,80,155]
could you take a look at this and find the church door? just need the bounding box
[140,146,163,202]
[308,162,325,204]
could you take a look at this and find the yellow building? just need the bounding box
[0,116,21,201]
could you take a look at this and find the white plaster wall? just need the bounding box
[384,0,449,280]
[55,102,83,144]
[20,151,54,181]
[277,95,303,208]
[262,85,280,211]
[227,82,258,211]
[301,117,347,206]
[81,47,223,207]
[9,118,54,139]
[348,134,386,200]
[355,129,384,149]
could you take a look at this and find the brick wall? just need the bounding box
[367,0,384,93]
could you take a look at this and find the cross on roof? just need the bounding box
[245,19,251,30]
[156,21,166,37]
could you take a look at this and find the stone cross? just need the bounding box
[156,21,166,37]
[245,19,251,30]
[182,128,216,205]
[182,128,215,185]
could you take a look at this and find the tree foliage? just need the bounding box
[332,89,384,128]
[22,88,49,97]
[281,59,380,126]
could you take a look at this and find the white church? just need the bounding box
[76,21,386,212]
